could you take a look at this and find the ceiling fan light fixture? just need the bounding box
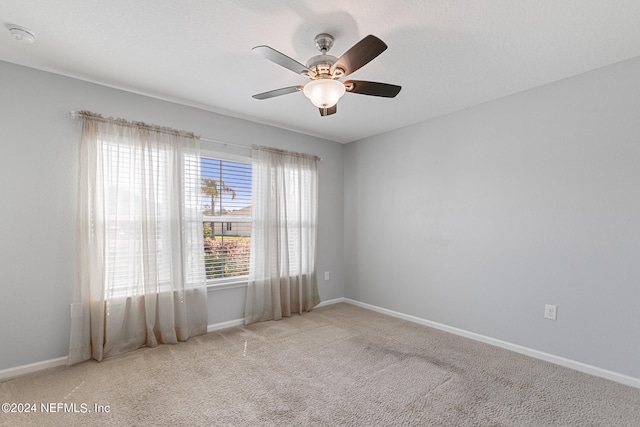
[303,79,345,108]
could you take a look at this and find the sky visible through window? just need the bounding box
[200,157,251,215]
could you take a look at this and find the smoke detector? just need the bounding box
[7,26,36,44]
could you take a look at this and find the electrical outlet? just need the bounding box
[324,271,330,281]
[544,304,557,320]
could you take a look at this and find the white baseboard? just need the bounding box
[316,297,346,308]
[0,356,68,382]
[2,318,247,380]
[343,298,640,390]
[2,320,248,381]
[205,298,346,332]
[207,318,245,333]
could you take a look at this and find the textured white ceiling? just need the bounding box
[2,0,640,143]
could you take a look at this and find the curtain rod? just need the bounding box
[69,110,250,149]
[200,136,251,150]
[69,111,322,161]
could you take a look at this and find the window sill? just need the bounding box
[206,280,248,291]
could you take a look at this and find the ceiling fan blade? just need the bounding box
[252,86,303,100]
[344,80,401,98]
[319,105,337,116]
[252,45,312,76]
[331,35,388,77]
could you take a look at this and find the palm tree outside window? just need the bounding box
[201,177,236,216]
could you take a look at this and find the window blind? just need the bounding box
[200,157,252,281]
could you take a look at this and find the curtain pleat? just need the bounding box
[245,146,320,324]
[69,112,207,364]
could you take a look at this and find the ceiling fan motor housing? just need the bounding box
[306,33,344,78]
[306,54,338,78]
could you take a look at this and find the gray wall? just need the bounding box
[344,56,640,379]
[0,60,344,370]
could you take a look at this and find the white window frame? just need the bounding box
[200,149,252,290]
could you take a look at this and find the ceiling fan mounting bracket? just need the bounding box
[314,33,334,54]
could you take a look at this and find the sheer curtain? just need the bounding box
[245,145,320,324]
[69,112,207,364]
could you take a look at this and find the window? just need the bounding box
[200,155,252,284]
[102,139,174,297]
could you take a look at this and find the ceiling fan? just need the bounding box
[252,33,401,116]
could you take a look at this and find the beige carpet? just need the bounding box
[1,303,639,426]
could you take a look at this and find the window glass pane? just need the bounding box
[201,156,252,282]
[203,222,251,279]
